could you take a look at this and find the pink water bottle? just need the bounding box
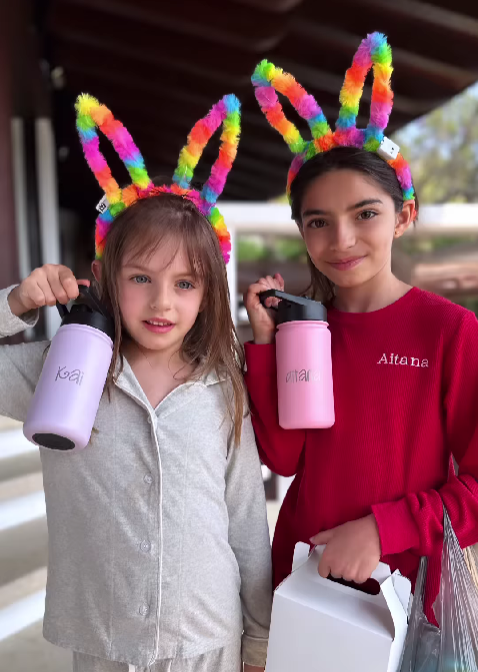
[259,290,334,429]
[23,286,114,451]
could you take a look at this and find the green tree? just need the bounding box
[395,86,478,203]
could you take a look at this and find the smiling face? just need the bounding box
[299,169,413,290]
[117,240,204,357]
[93,193,247,444]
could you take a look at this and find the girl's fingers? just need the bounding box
[310,529,334,545]
[264,297,279,309]
[16,264,82,311]
[58,268,81,301]
[245,275,285,312]
[318,555,331,579]
[246,282,269,309]
[48,272,71,305]
[26,282,48,308]
[36,276,57,307]
[274,273,285,291]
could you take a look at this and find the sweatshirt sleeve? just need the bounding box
[0,286,46,422]
[244,342,306,477]
[225,412,272,668]
[372,310,478,557]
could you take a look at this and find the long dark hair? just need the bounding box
[289,147,418,303]
[96,192,246,445]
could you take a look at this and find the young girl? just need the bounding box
[0,94,271,671]
[244,33,478,625]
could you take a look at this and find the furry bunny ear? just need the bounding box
[251,33,414,205]
[75,94,154,257]
[335,32,394,151]
[76,93,240,264]
[75,94,241,264]
[252,60,334,156]
[172,94,241,214]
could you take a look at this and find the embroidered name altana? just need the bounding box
[377,353,428,368]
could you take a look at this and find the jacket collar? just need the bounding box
[114,357,227,412]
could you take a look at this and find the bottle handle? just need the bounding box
[56,284,108,319]
[56,302,69,318]
[259,289,314,309]
[258,289,282,311]
[77,285,109,317]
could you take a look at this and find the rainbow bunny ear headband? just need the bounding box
[252,32,414,206]
[75,93,241,263]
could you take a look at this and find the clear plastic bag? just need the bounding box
[400,508,478,672]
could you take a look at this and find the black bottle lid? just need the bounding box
[259,289,327,325]
[56,286,115,341]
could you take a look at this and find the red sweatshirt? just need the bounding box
[245,288,478,623]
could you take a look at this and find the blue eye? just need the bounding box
[133,275,149,284]
[177,280,193,290]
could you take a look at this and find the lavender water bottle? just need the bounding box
[23,286,114,451]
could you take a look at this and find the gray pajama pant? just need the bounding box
[72,642,242,672]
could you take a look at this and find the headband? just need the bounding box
[252,32,414,204]
[75,93,241,263]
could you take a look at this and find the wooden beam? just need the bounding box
[291,21,476,91]
[57,63,219,115]
[352,0,478,41]
[49,4,257,86]
[232,0,304,11]
[55,0,286,52]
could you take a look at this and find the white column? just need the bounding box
[277,475,294,503]
[226,223,237,326]
[35,118,62,338]
[11,118,30,281]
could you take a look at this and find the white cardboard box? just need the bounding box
[265,544,411,672]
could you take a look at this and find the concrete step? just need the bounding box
[0,567,46,612]
[0,621,71,672]
[0,451,41,484]
[0,490,46,533]
[0,424,47,587]
[0,419,49,651]
[0,417,22,432]
[0,428,41,483]
[0,472,43,503]
[0,568,47,643]
[0,517,48,587]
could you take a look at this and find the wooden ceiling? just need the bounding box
[43,0,478,213]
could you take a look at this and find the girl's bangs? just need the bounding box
[118,197,212,282]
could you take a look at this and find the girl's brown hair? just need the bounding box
[95,192,246,444]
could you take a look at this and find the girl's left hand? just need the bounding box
[310,514,382,584]
[244,666,264,672]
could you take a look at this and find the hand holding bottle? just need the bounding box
[8,265,90,317]
[243,273,284,344]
